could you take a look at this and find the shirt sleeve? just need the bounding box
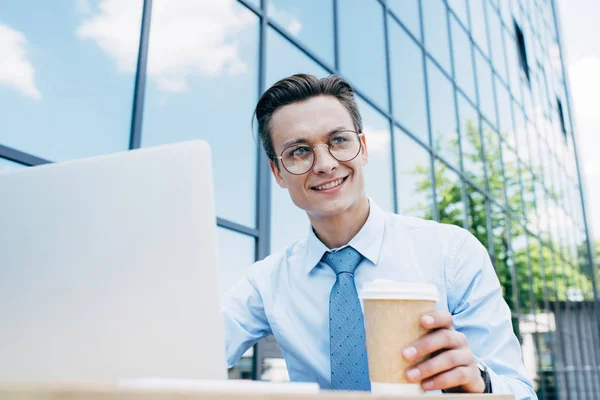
[446,228,538,400]
[221,273,272,368]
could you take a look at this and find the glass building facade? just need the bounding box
[1,0,599,398]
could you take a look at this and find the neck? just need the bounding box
[308,194,370,249]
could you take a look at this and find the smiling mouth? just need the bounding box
[312,177,348,191]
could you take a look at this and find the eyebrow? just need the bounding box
[280,126,350,150]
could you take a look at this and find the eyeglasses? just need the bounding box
[277,130,363,175]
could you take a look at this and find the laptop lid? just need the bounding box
[0,140,227,384]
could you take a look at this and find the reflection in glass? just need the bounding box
[458,94,485,189]
[389,19,429,144]
[338,0,388,109]
[422,0,452,73]
[514,108,530,164]
[487,8,507,83]
[511,227,533,314]
[450,15,476,102]
[268,29,328,254]
[490,205,518,315]
[0,1,142,161]
[266,27,328,87]
[218,228,255,298]
[503,144,525,220]
[217,227,256,380]
[142,1,259,228]
[267,0,334,67]
[496,82,514,144]
[469,0,489,55]
[387,0,421,39]
[427,60,459,168]
[356,97,394,212]
[475,50,497,128]
[504,32,522,105]
[466,184,488,250]
[435,159,465,228]
[394,127,434,219]
[447,0,469,29]
[482,123,505,205]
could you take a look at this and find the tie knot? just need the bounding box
[322,246,363,275]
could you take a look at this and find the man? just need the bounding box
[222,74,536,399]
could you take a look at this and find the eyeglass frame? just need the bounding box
[276,130,364,175]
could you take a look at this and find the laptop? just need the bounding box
[0,140,228,385]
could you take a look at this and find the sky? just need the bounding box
[557,0,600,241]
[0,0,597,245]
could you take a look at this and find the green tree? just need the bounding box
[407,119,593,314]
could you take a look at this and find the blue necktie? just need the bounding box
[323,246,371,391]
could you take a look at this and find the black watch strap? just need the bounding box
[476,358,493,393]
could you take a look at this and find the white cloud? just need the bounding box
[74,0,92,15]
[267,3,303,37]
[76,0,255,92]
[363,126,390,156]
[568,56,600,238]
[0,23,41,100]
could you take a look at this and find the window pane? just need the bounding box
[422,0,452,74]
[503,144,525,220]
[387,0,421,39]
[448,0,469,29]
[466,184,488,250]
[435,160,465,228]
[450,15,476,102]
[218,228,255,298]
[505,33,522,105]
[339,0,388,110]
[487,8,507,84]
[427,60,459,168]
[483,123,505,205]
[514,108,530,164]
[141,1,258,228]
[267,0,334,67]
[0,1,142,161]
[475,50,497,127]
[389,19,428,145]
[498,0,513,26]
[356,97,394,213]
[490,205,517,311]
[217,227,255,380]
[267,30,328,254]
[469,0,489,55]
[266,27,328,87]
[394,127,434,219]
[496,82,514,145]
[458,94,485,188]
[0,158,24,173]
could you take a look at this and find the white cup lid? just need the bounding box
[359,279,439,301]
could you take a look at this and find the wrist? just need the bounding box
[474,357,492,393]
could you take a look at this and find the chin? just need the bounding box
[309,197,358,218]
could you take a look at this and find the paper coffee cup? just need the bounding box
[359,280,439,395]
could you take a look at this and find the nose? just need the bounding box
[311,144,338,175]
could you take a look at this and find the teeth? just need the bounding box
[315,178,344,191]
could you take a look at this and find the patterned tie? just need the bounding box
[322,246,371,391]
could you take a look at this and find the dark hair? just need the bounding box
[253,74,363,166]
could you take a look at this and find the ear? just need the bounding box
[360,132,369,166]
[269,159,288,188]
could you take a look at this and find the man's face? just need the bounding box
[269,95,369,218]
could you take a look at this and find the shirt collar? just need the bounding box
[304,199,385,275]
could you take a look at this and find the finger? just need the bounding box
[405,349,473,382]
[420,310,453,329]
[402,329,468,362]
[420,365,481,391]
